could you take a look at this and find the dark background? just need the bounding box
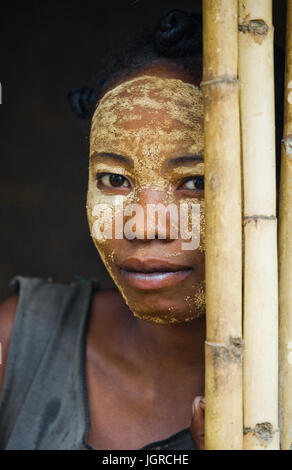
[0,0,287,301]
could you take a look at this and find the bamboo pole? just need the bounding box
[201,0,243,450]
[238,0,279,450]
[279,0,292,450]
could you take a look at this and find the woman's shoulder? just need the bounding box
[0,274,99,395]
[0,294,19,393]
[0,293,18,333]
[0,274,130,396]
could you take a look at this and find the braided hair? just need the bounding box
[68,9,202,120]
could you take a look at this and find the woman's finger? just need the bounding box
[190,395,205,450]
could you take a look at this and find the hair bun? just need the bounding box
[155,10,202,59]
[68,87,97,119]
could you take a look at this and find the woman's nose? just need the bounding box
[123,189,177,241]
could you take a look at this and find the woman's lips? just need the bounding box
[119,268,193,290]
[118,258,193,290]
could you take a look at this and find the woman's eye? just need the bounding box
[97,173,130,189]
[180,176,204,191]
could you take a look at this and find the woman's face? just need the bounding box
[87,72,205,324]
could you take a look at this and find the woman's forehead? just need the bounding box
[90,75,204,159]
[95,74,203,108]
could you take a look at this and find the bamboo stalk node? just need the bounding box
[205,337,244,362]
[243,423,279,444]
[200,77,238,88]
[243,215,277,226]
[238,19,269,38]
[282,136,292,155]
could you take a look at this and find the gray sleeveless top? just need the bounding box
[0,275,196,450]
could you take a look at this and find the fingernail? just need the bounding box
[192,396,200,414]
[200,398,206,404]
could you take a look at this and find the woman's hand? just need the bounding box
[190,396,205,450]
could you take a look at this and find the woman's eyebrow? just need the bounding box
[90,152,134,167]
[165,154,204,168]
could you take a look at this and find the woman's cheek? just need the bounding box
[87,184,115,253]
[178,196,205,253]
[86,182,135,279]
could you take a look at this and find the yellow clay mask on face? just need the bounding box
[87,74,206,323]
[89,75,203,189]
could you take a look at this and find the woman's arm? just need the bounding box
[0,295,18,394]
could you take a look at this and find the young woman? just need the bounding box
[0,9,208,450]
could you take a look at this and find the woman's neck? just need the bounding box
[128,312,206,373]
[88,288,205,393]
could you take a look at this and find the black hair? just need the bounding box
[68,9,202,120]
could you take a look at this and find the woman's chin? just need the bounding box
[107,265,206,323]
[119,292,201,325]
